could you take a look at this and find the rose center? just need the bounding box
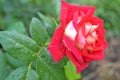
[77,23,98,50]
[85,23,98,44]
[64,21,98,51]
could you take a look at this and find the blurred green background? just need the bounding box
[0,0,120,80]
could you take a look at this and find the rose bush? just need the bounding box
[48,0,107,73]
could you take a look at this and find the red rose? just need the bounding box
[48,0,107,73]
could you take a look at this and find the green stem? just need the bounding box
[36,47,45,56]
[22,61,33,80]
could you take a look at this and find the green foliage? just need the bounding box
[1,0,119,79]
[53,0,61,17]
[6,53,27,68]
[0,0,59,29]
[0,51,8,80]
[36,49,66,80]
[0,0,42,28]
[37,13,57,37]
[5,67,28,80]
[64,61,81,80]
[0,31,39,63]
[30,17,50,46]
[26,69,39,80]
[5,67,39,80]
[0,12,69,79]
[7,21,26,34]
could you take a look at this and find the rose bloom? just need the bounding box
[48,0,107,73]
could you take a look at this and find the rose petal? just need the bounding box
[73,10,79,31]
[48,1,107,74]
[86,35,96,44]
[48,27,65,62]
[66,50,89,73]
[76,61,89,73]
[78,7,96,27]
[75,34,86,50]
[81,50,104,60]
[61,0,96,27]
[85,23,92,35]
[63,35,83,63]
[60,0,70,25]
[64,21,77,40]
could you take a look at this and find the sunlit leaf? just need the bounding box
[64,61,81,80]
